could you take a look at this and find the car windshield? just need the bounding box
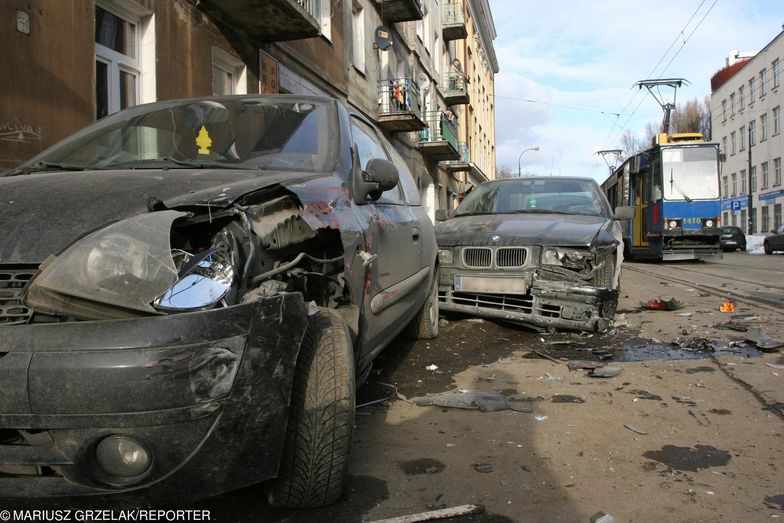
[455,178,609,217]
[8,97,337,174]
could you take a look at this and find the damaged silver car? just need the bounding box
[0,95,438,507]
[435,176,632,332]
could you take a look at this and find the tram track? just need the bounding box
[623,262,784,315]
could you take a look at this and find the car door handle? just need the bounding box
[412,227,420,241]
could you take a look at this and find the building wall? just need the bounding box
[711,31,784,233]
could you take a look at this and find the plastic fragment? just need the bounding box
[589,366,623,378]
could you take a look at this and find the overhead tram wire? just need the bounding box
[592,0,720,174]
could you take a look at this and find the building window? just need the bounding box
[749,77,756,103]
[774,106,781,135]
[95,1,154,119]
[351,4,365,73]
[729,93,735,116]
[211,47,247,95]
[722,175,728,198]
[761,113,768,141]
[739,125,746,150]
[760,68,768,97]
[722,136,727,155]
[762,161,769,189]
[749,119,756,146]
[739,85,745,110]
[761,205,770,232]
[721,99,727,121]
[775,158,782,186]
[731,172,737,196]
[318,0,331,40]
[751,165,757,192]
[741,169,747,194]
[775,204,783,230]
[741,209,747,231]
[723,211,729,226]
[730,131,736,154]
[775,58,782,89]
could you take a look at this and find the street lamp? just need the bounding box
[517,146,540,177]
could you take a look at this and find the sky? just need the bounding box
[488,0,784,182]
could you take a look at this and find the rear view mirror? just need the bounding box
[614,206,635,220]
[435,209,449,221]
[352,145,400,204]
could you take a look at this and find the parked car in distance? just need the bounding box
[0,95,439,507]
[435,176,632,333]
[720,226,746,252]
[764,224,784,254]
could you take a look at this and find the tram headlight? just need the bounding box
[665,219,682,230]
[701,217,719,229]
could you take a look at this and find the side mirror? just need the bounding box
[614,206,635,220]
[352,145,399,205]
[435,209,449,221]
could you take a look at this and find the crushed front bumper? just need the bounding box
[0,293,308,501]
[438,274,618,332]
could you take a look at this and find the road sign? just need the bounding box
[731,200,741,211]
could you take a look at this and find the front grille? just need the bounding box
[0,267,36,326]
[440,291,563,319]
[463,248,492,267]
[496,247,526,267]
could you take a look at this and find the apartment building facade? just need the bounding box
[710,31,784,233]
[1,0,498,218]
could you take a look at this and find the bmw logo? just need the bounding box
[491,235,501,243]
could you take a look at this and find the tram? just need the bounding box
[601,132,722,261]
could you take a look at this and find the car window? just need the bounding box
[456,178,607,217]
[383,136,421,206]
[350,118,404,205]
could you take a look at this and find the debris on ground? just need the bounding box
[624,423,648,435]
[425,364,439,371]
[567,360,607,371]
[534,415,548,421]
[641,297,683,311]
[712,320,750,332]
[745,328,784,351]
[720,299,737,312]
[473,464,494,473]
[356,382,406,409]
[589,512,616,523]
[672,337,716,351]
[415,390,533,413]
[589,366,623,378]
[368,504,482,523]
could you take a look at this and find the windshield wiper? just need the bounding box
[511,209,575,215]
[4,161,89,176]
[670,169,693,203]
[104,157,240,170]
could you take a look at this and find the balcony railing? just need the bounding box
[442,72,470,105]
[377,78,426,132]
[375,0,424,23]
[197,0,320,44]
[442,2,467,40]
[418,111,459,161]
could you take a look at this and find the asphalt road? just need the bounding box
[196,256,784,522]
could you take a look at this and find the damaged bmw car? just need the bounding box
[0,95,439,507]
[435,176,632,332]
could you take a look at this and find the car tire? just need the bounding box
[593,255,615,289]
[764,241,772,255]
[265,308,355,508]
[404,267,439,340]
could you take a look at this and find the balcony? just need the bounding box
[442,2,467,41]
[195,0,320,44]
[377,78,426,133]
[374,0,424,23]
[442,72,470,105]
[419,111,459,161]
[446,142,489,183]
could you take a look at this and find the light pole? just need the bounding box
[517,146,540,177]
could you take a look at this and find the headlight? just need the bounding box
[665,219,682,230]
[154,247,235,311]
[24,211,186,319]
[541,247,591,270]
[438,249,453,264]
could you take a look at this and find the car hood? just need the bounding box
[0,168,318,263]
[435,213,613,247]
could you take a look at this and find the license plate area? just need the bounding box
[454,275,529,295]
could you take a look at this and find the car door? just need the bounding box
[350,117,423,357]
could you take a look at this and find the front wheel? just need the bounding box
[265,309,355,508]
[764,241,773,255]
[404,267,439,339]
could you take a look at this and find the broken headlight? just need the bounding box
[540,247,592,270]
[438,249,453,264]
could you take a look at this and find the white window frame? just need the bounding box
[774,106,781,135]
[319,0,331,41]
[760,68,768,97]
[95,0,155,117]
[211,47,247,95]
[761,113,768,141]
[749,77,756,103]
[352,3,365,74]
[774,58,781,89]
